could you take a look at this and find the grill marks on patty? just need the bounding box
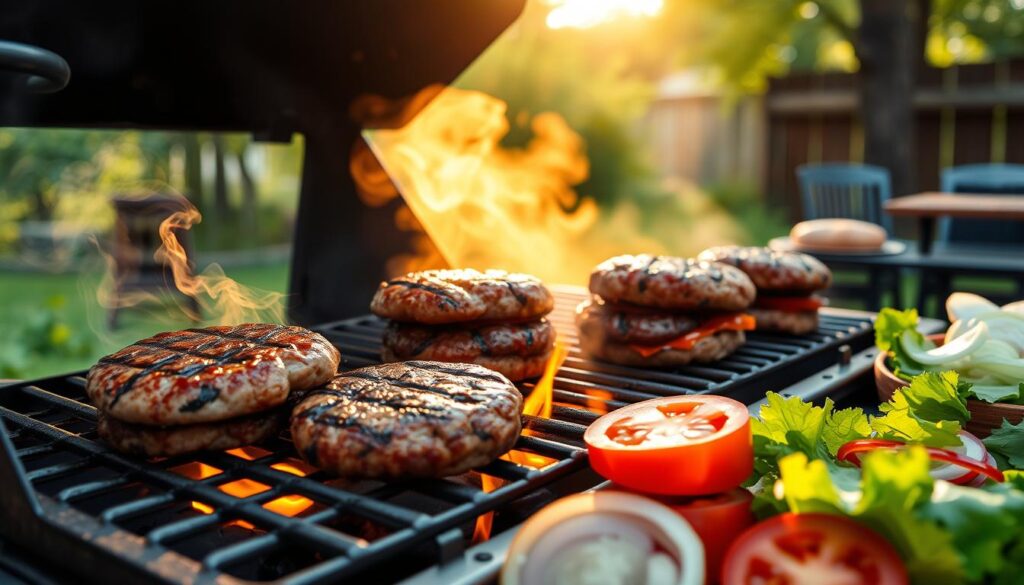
[371,268,554,325]
[87,324,340,427]
[589,254,756,311]
[697,246,832,293]
[576,298,699,345]
[291,361,523,478]
[383,320,555,362]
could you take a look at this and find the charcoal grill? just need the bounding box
[0,286,942,585]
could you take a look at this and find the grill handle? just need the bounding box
[0,40,70,93]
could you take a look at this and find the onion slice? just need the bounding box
[947,292,998,323]
[902,322,988,365]
[502,492,705,585]
[837,437,1004,485]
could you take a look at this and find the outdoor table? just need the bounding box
[884,192,1024,255]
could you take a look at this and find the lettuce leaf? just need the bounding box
[875,308,930,380]
[965,383,1023,404]
[870,372,967,447]
[773,449,964,584]
[983,419,1024,469]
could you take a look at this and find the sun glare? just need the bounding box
[545,0,664,29]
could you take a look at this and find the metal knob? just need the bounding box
[0,40,70,93]
[838,344,852,366]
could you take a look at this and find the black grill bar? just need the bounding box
[0,285,877,584]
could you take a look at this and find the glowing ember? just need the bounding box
[172,454,315,528]
[585,389,615,415]
[472,344,568,542]
[472,473,505,544]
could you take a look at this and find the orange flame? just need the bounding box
[356,86,751,280]
[171,451,315,529]
[471,342,567,542]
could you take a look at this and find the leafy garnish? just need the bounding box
[875,308,929,380]
[983,419,1024,470]
[773,449,964,584]
[871,372,967,448]
[966,383,1024,404]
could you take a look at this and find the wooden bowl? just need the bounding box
[874,333,1024,437]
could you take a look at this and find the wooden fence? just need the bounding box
[646,59,1024,225]
[766,59,1024,222]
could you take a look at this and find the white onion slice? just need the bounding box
[902,323,987,365]
[502,492,705,585]
[947,292,999,323]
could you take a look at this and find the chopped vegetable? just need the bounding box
[629,313,755,357]
[983,419,1024,470]
[585,395,752,495]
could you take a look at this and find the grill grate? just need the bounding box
[0,286,877,584]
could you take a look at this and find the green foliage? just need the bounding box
[984,419,1024,469]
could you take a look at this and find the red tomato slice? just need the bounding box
[752,296,824,312]
[643,488,755,585]
[836,438,1005,484]
[630,314,756,358]
[723,513,909,585]
[585,395,753,495]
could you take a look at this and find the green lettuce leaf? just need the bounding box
[983,419,1024,469]
[919,481,1024,581]
[875,308,929,380]
[900,371,970,424]
[871,391,963,447]
[774,449,964,585]
[966,383,1023,404]
[751,392,869,483]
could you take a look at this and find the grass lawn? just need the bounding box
[0,262,290,379]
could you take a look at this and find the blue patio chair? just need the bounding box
[795,163,899,311]
[939,163,1024,248]
[797,163,893,232]
[925,163,1024,309]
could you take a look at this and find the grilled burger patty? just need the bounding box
[381,319,555,382]
[588,255,756,311]
[291,361,523,479]
[748,308,818,335]
[575,297,699,345]
[87,324,340,426]
[578,329,746,367]
[97,409,284,457]
[370,269,555,325]
[697,246,832,293]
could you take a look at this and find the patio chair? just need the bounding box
[797,163,894,232]
[924,163,1024,307]
[796,163,900,311]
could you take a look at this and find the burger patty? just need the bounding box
[588,255,755,311]
[383,320,555,360]
[371,269,554,325]
[578,330,746,367]
[97,409,283,457]
[697,246,832,293]
[575,297,699,345]
[290,361,523,479]
[748,308,819,335]
[87,324,340,426]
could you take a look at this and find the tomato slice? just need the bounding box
[585,395,753,495]
[836,438,1005,484]
[723,513,909,585]
[752,295,824,312]
[629,314,756,358]
[642,488,755,585]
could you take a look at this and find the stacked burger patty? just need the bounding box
[87,323,339,456]
[576,255,758,366]
[371,269,556,381]
[698,246,832,335]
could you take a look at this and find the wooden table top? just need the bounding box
[885,192,1024,219]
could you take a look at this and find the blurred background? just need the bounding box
[2,0,1022,377]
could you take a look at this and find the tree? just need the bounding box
[665,0,1024,196]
